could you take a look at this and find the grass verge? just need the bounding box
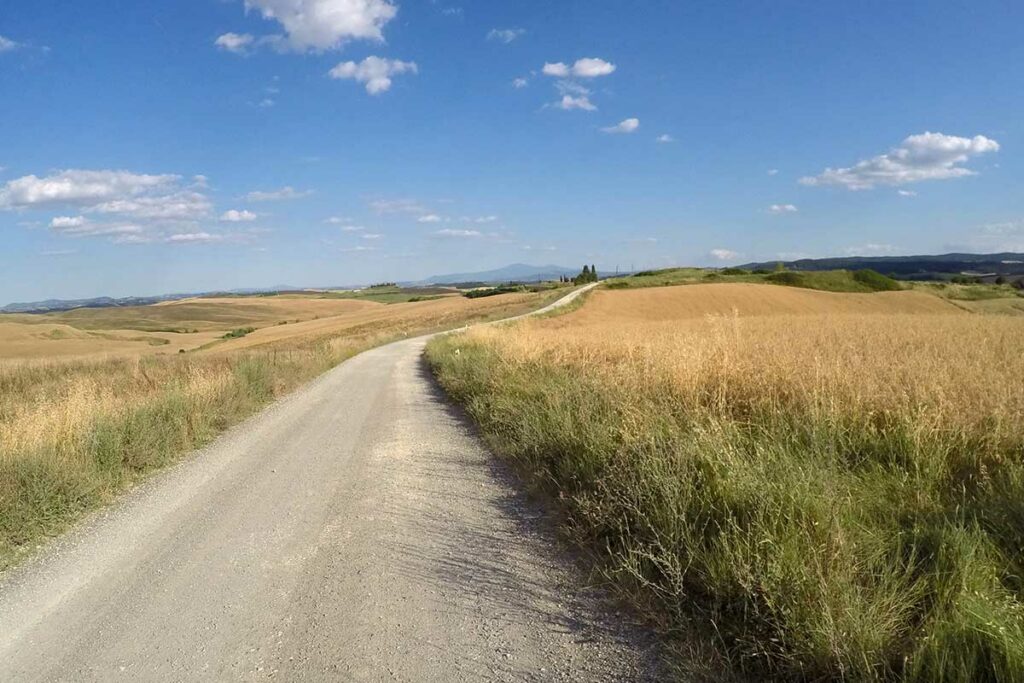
[426,310,1024,681]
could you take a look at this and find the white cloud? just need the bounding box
[487,28,525,44]
[543,58,616,78]
[0,169,178,208]
[898,189,917,197]
[709,248,739,261]
[328,55,417,94]
[324,216,350,224]
[417,214,443,223]
[601,118,639,134]
[656,134,674,143]
[571,57,616,77]
[767,168,779,176]
[0,35,20,53]
[241,0,397,52]
[512,77,528,89]
[434,228,481,238]
[258,98,275,108]
[341,245,376,252]
[245,186,311,201]
[49,215,88,229]
[221,209,258,222]
[215,32,255,53]
[542,62,570,78]
[361,232,382,239]
[89,192,211,220]
[767,204,798,214]
[340,225,364,232]
[800,132,1000,190]
[556,94,596,111]
[1,169,211,224]
[473,215,498,223]
[165,231,224,244]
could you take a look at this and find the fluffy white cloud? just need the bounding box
[710,248,739,261]
[341,225,364,231]
[0,35,20,53]
[542,62,570,77]
[800,132,1000,190]
[214,32,255,53]
[512,77,528,89]
[487,28,525,44]
[245,186,312,201]
[417,214,443,223]
[656,134,674,143]
[221,209,258,222]
[434,228,481,238]
[898,189,917,197]
[241,0,397,51]
[0,169,211,224]
[328,56,417,94]
[543,58,615,78]
[767,169,779,176]
[768,204,798,214]
[361,232,382,239]
[556,95,596,111]
[0,169,177,208]
[601,118,639,134]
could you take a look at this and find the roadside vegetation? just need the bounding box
[605,266,906,293]
[0,287,568,570]
[427,283,1024,681]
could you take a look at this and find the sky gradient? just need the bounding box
[1,0,1022,302]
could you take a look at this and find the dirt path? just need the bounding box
[0,284,659,680]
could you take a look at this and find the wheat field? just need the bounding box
[428,283,1024,681]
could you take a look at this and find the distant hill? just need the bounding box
[740,252,1024,281]
[416,263,580,285]
[1,286,306,314]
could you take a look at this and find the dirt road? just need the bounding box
[0,284,658,681]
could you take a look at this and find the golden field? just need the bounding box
[0,288,561,569]
[428,282,1024,681]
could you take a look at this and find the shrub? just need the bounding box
[853,268,902,291]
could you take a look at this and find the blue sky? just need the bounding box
[1,0,1022,302]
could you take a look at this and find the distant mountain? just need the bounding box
[416,263,580,285]
[1,285,307,314]
[740,252,1024,281]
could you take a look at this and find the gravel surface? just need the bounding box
[0,284,661,681]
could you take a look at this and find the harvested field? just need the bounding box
[550,282,961,328]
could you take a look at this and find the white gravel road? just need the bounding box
[0,284,660,681]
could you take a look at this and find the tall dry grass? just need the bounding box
[428,310,1024,681]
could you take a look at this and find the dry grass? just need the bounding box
[0,288,564,569]
[428,283,1024,681]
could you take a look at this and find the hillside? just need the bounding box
[740,252,1024,281]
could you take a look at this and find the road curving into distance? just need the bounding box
[0,283,659,681]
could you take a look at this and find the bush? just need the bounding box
[853,269,902,291]
[222,327,256,339]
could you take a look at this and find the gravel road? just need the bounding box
[0,284,660,681]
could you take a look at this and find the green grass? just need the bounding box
[426,325,1024,681]
[604,267,904,294]
[323,285,458,304]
